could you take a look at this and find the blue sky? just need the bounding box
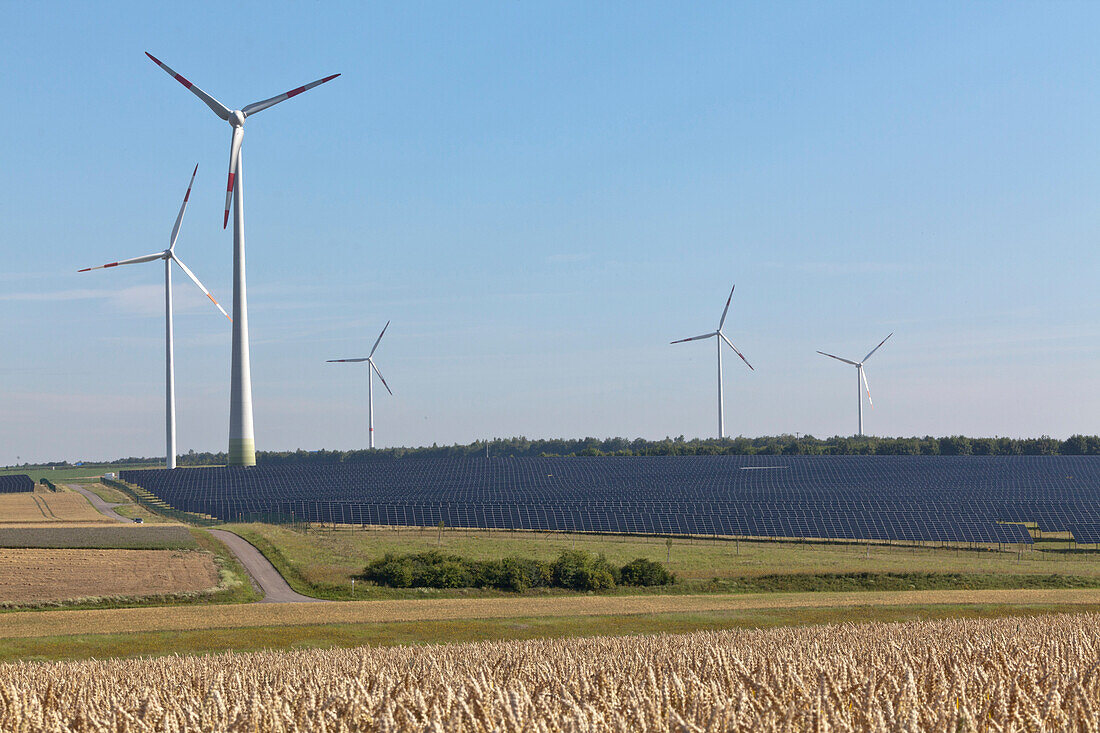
[2,2,1100,464]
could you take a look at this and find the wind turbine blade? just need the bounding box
[241,73,341,118]
[327,358,369,363]
[145,53,231,121]
[816,350,859,366]
[370,359,393,395]
[169,164,198,251]
[670,332,717,344]
[223,126,243,229]
[171,255,231,320]
[719,332,754,371]
[862,332,894,363]
[78,252,164,271]
[718,285,735,330]
[861,367,873,407]
[368,321,390,359]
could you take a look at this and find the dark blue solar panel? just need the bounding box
[117,455,1100,544]
[1066,524,1100,544]
[0,475,34,493]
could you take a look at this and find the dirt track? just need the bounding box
[3,587,1100,639]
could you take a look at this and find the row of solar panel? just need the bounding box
[116,455,1100,543]
[0,475,34,494]
[123,455,1100,499]
[196,500,1031,544]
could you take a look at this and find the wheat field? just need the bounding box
[3,612,1100,731]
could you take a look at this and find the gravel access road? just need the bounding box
[68,485,130,523]
[206,529,320,603]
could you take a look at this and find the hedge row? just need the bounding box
[360,550,674,592]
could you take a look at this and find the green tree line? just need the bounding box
[15,434,1100,470]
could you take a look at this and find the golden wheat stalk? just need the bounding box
[3,613,1100,731]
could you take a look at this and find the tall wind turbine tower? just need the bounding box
[817,332,893,436]
[327,322,392,449]
[671,285,754,438]
[145,53,340,466]
[78,165,230,469]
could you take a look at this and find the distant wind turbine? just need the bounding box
[78,165,230,469]
[327,322,392,449]
[671,285,754,438]
[145,52,340,466]
[817,332,893,436]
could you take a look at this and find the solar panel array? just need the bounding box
[118,454,1100,544]
[0,475,34,494]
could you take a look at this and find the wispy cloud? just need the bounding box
[761,261,930,276]
[0,288,112,302]
[0,270,75,284]
[545,252,593,264]
[0,284,228,318]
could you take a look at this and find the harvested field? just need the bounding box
[4,612,1100,730]
[0,549,219,604]
[0,526,196,549]
[0,491,113,525]
[6,587,1100,639]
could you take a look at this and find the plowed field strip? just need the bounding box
[4,587,1100,639]
[0,549,220,603]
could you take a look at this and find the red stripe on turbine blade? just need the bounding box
[226,173,235,192]
[145,52,162,65]
[77,268,91,272]
[286,85,306,99]
[104,262,119,268]
[183,190,190,202]
[321,74,340,83]
[174,73,192,89]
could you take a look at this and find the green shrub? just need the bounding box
[620,557,675,586]
[361,551,553,591]
[363,552,416,587]
[425,559,472,588]
[552,550,617,591]
[496,556,553,591]
[360,549,672,593]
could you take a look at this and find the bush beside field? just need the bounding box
[361,550,675,591]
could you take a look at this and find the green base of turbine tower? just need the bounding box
[229,438,256,467]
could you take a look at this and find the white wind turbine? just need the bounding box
[78,165,230,469]
[817,332,893,436]
[671,285,754,438]
[327,322,393,449]
[145,52,340,467]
